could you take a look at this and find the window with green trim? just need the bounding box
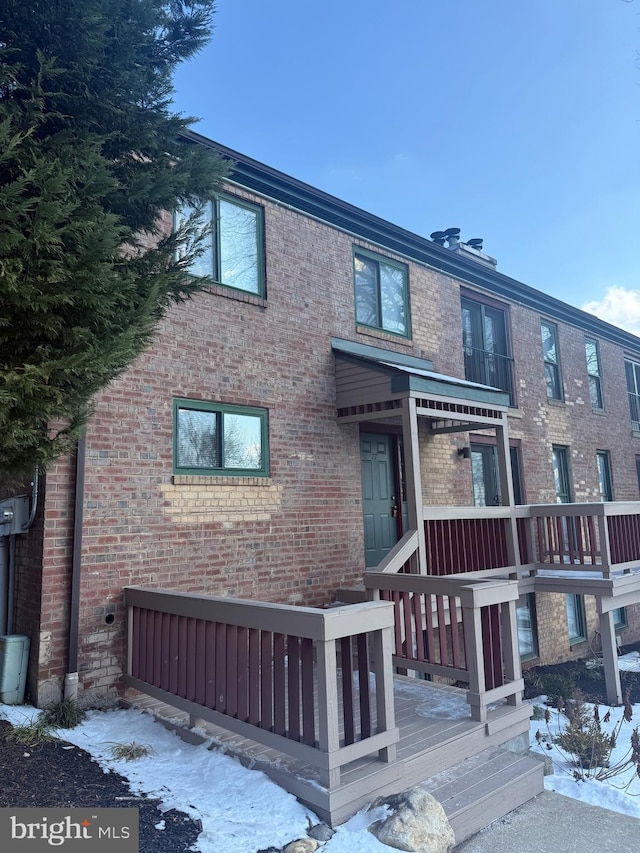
[585,338,604,410]
[517,594,538,661]
[566,594,586,644]
[174,400,269,476]
[354,248,409,337]
[613,607,627,630]
[541,320,562,400]
[176,193,265,296]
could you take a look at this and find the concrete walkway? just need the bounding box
[455,791,638,852]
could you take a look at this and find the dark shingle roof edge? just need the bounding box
[182,130,640,355]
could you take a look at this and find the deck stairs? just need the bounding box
[421,746,544,845]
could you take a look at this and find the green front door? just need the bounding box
[360,434,399,567]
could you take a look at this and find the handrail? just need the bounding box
[528,501,640,518]
[369,529,419,574]
[424,505,513,521]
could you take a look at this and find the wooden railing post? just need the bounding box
[371,624,397,764]
[462,603,487,722]
[499,598,522,707]
[597,512,612,578]
[315,636,341,789]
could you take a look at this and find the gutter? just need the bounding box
[181,130,640,354]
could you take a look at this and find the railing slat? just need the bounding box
[205,620,216,710]
[341,636,355,746]
[168,613,179,695]
[449,595,462,669]
[412,591,424,662]
[436,595,448,667]
[358,632,372,739]
[287,635,301,742]
[248,628,260,726]
[195,619,206,706]
[177,615,187,698]
[215,621,226,713]
[261,631,274,731]
[424,593,435,662]
[186,617,197,702]
[236,626,249,723]
[273,633,286,737]
[301,638,315,747]
[226,624,238,719]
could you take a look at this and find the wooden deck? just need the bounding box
[130,674,540,832]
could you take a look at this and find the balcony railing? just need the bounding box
[419,502,640,580]
[463,345,515,405]
[529,502,640,577]
[629,391,640,432]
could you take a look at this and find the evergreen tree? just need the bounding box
[0,0,227,481]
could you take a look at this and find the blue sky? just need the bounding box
[172,0,640,331]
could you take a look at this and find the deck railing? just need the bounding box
[528,502,640,577]
[424,507,519,577]
[417,502,640,581]
[123,587,398,788]
[364,572,522,722]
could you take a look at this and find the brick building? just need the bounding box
[4,132,640,709]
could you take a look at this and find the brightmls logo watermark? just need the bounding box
[0,808,138,850]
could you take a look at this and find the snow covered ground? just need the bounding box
[529,652,640,819]
[2,655,639,853]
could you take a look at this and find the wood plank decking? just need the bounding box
[129,675,541,833]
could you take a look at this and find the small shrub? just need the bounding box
[531,704,547,721]
[556,722,611,768]
[41,698,86,729]
[107,741,154,761]
[5,718,56,747]
[538,672,577,707]
[539,689,640,784]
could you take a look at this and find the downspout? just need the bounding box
[0,538,8,636]
[6,534,16,634]
[65,435,86,701]
[25,468,40,531]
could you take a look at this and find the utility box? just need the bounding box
[0,635,30,704]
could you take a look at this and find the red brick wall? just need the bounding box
[30,187,640,699]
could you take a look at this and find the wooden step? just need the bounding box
[420,746,544,846]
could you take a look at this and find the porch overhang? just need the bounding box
[332,338,510,430]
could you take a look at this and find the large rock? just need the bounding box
[282,838,318,853]
[369,789,455,853]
